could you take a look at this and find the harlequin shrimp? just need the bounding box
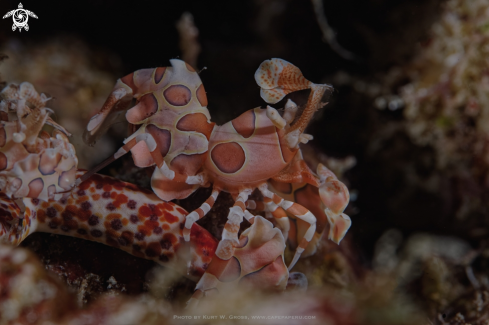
[0,81,289,298]
[82,58,352,301]
[0,81,76,202]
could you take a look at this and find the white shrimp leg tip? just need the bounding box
[299,133,313,144]
[13,132,26,143]
[288,247,305,271]
[186,174,205,185]
[184,211,199,241]
[266,105,287,129]
[183,233,190,242]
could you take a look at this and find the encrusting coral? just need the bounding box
[399,0,489,220]
[0,243,173,325]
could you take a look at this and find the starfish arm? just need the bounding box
[2,10,14,19]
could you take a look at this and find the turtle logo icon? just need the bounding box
[2,3,37,32]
